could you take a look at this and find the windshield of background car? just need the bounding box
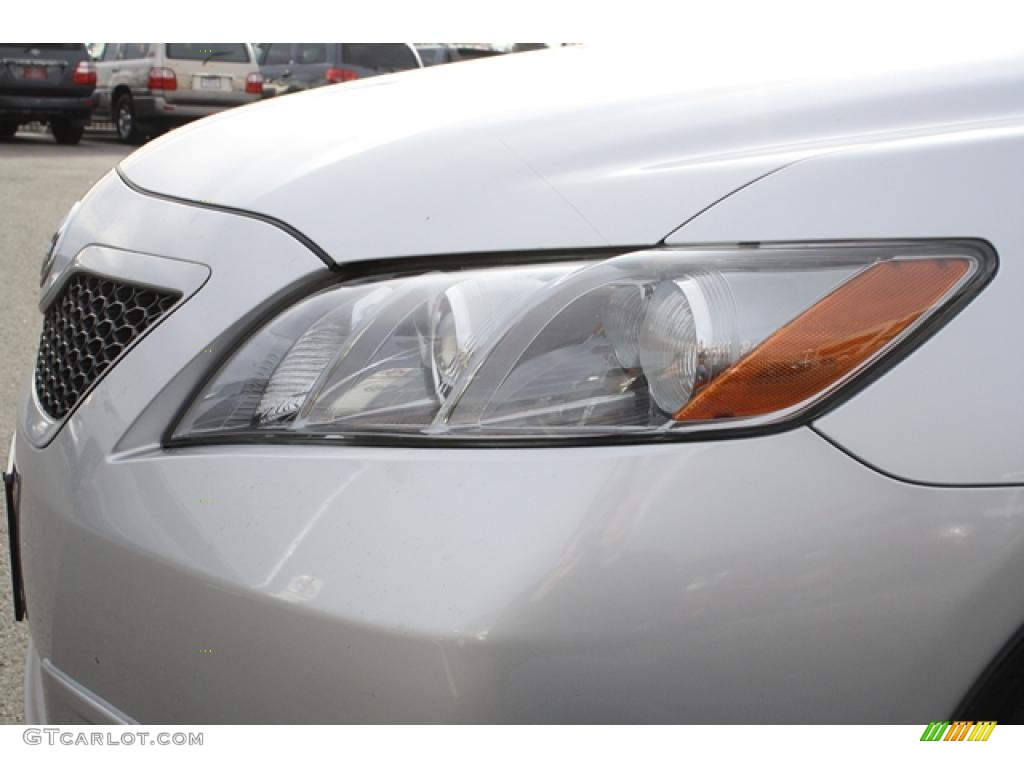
[119,44,151,60]
[296,43,330,64]
[415,44,452,66]
[260,44,292,65]
[342,44,419,71]
[165,43,250,62]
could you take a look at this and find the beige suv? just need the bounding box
[92,43,262,143]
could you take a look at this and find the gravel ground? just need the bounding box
[0,129,132,723]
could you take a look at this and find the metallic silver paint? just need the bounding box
[14,51,1024,724]
[16,420,1024,722]
[673,124,1024,485]
[118,49,1024,263]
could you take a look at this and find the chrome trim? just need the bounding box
[39,200,80,295]
[42,657,137,725]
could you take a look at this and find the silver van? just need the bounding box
[92,43,262,143]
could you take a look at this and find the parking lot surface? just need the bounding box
[0,130,132,723]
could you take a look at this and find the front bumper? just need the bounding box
[16,411,1024,724]
[14,172,1024,724]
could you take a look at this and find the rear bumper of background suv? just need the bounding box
[133,93,258,129]
[0,93,95,122]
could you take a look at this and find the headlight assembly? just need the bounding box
[171,242,991,444]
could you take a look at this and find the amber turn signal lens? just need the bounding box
[674,258,972,422]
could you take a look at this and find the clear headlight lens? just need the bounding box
[174,242,986,443]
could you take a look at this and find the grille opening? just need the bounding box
[34,273,179,420]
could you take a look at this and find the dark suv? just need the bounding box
[0,43,96,144]
[258,43,422,98]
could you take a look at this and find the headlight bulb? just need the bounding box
[638,272,739,415]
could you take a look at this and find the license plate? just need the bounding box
[3,438,26,621]
[21,65,47,80]
[199,76,223,90]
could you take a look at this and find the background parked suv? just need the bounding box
[257,43,422,97]
[91,43,262,143]
[414,43,507,66]
[0,43,96,144]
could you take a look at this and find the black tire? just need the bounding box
[114,94,143,144]
[0,121,17,139]
[51,119,84,145]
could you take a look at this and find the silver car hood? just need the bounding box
[119,45,1024,265]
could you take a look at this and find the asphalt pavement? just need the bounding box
[0,129,132,723]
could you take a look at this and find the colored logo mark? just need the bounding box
[920,721,996,741]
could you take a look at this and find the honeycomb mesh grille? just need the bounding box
[34,273,179,420]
